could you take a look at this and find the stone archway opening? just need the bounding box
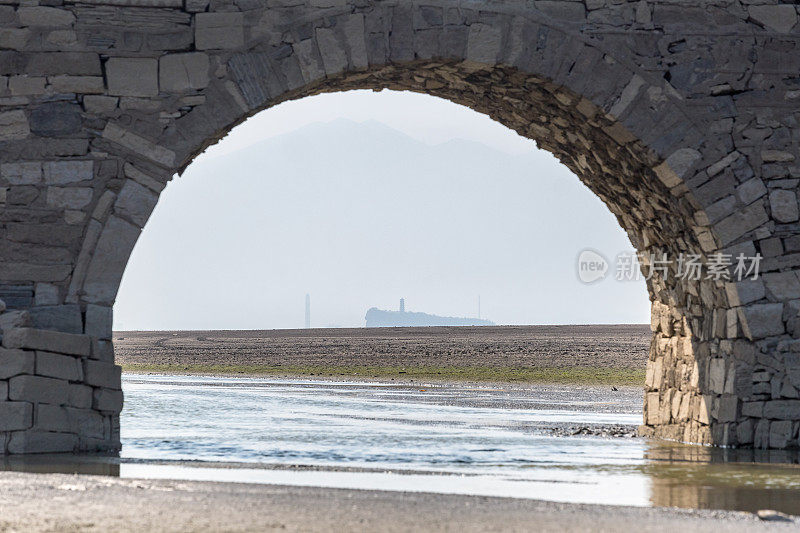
[1,1,794,453]
[121,62,717,448]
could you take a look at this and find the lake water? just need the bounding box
[7,374,800,515]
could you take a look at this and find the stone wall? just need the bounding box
[0,0,798,450]
[0,302,120,453]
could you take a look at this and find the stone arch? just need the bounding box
[0,1,798,452]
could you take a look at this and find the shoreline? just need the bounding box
[115,325,651,388]
[0,470,795,532]
[120,364,646,387]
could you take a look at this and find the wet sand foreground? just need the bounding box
[0,470,796,532]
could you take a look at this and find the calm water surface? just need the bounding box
[7,374,800,515]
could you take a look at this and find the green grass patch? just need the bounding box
[121,364,645,386]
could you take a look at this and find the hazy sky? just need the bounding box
[115,90,649,330]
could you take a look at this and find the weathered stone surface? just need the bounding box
[0,401,32,431]
[769,189,799,223]
[29,102,82,136]
[195,13,244,50]
[2,328,90,356]
[82,95,117,114]
[17,7,75,28]
[85,305,113,340]
[0,311,31,333]
[769,420,794,449]
[0,110,29,141]
[102,123,176,167]
[48,75,104,94]
[27,304,82,334]
[66,407,105,438]
[82,216,141,304]
[93,387,123,412]
[739,304,785,340]
[36,351,82,381]
[68,383,92,409]
[748,5,798,34]
[159,53,209,93]
[1,162,41,185]
[35,403,69,432]
[114,180,158,227]
[46,187,92,210]
[8,430,76,453]
[764,400,800,420]
[106,58,159,97]
[654,148,700,188]
[43,160,92,185]
[9,75,45,96]
[83,360,121,389]
[0,348,34,379]
[8,374,69,404]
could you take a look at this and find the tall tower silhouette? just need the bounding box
[305,294,311,329]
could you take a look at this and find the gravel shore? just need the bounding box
[115,325,650,385]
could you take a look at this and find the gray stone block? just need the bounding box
[101,123,176,167]
[114,180,158,228]
[82,95,118,115]
[66,407,105,439]
[82,216,141,305]
[85,305,113,340]
[195,13,244,50]
[769,189,799,223]
[769,420,794,449]
[17,7,75,28]
[35,403,69,432]
[159,53,210,93]
[90,339,114,362]
[29,102,82,136]
[8,430,76,454]
[106,58,159,97]
[739,303,785,340]
[0,348,34,379]
[43,160,93,185]
[0,110,30,141]
[0,311,32,333]
[9,375,69,404]
[48,75,104,94]
[763,400,800,420]
[1,162,41,185]
[2,328,90,356]
[93,388,123,413]
[27,304,83,334]
[0,401,32,431]
[36,351,82,381]
[83,360,121,389]
[748,5,798,34]
[67,384,92,409]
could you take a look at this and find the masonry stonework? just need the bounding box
[0,0,798,451]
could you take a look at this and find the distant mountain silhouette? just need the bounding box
[116,116,646,330]
[365,307,494,327]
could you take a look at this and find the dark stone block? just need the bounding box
[30,102,82,137]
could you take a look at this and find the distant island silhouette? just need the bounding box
[365,300,494,328]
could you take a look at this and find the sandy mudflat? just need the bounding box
[114,325,651,384]
[0,471,795,532]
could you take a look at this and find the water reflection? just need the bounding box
[0,453,121,476]
[645,442,800,515]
